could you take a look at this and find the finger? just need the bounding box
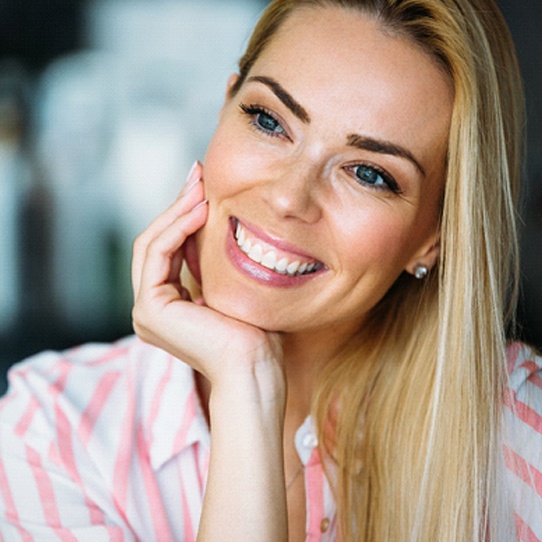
[134,199,207,298]
[135,166,203,256]
[180,287,192,301]
[177,160,203,197]
[168,248,184,284]
[132,176,205,293]
[137,200,208,298]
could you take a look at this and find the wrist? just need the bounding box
[209,365,286,421]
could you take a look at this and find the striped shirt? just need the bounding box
[0,336,336,542]
[0,336,540,541]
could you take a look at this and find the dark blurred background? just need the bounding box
[0,0,540,395]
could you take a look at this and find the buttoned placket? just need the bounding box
[294,416,337,541]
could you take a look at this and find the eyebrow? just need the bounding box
[347,134,426,178]
[245,75,425,178]
[246,75,311,124]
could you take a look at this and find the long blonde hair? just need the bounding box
[232,1,525,539]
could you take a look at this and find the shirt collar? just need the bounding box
[132,339,211,471]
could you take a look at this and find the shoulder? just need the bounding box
[503,342,542,535]
[0,336,208,537]
[505,342,542,426]
[0,335,203,455]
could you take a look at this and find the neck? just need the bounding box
[195,323,356,430]
[280,323,355,426]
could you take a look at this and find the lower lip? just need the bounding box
[225,221,324,288]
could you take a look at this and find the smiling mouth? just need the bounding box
[233,219,324,277]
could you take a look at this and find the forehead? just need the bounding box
[245,6,453,174]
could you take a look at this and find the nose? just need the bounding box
[264,162,323,224]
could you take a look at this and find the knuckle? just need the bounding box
[131,302,147,327]
[145,237,162,256]
[132,305,151,339]
[132,234,146,255]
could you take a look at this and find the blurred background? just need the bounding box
[0,0,540,394]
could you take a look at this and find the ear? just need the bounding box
[404,230,440,277]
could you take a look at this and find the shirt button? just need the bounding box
[302,433,318,449]
[320,518,330,533]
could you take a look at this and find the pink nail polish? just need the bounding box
[183,175,202,195]
[193,199,208,211]
[186,160,198,181]
[179,161,202,196]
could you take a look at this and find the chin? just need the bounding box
[202,288,283,331]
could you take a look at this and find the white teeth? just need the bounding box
[261,250,277,270]
[234,221,318,276]
[275,258,289,274]
[286,261,301,276]
[236,222,245,246]
[248,244,263,263]
[241,239,252,253]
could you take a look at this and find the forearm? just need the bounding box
[131,161,289,539]
[197,368,288,542]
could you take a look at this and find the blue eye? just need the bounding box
[255,111,285,135]
[240,103,287,137]
[351,164,399,193]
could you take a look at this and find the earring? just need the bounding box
[414,264,428,280]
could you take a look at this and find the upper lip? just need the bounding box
[231,217,324,265]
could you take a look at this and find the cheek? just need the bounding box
[203,120,284,203]
[203,127,258,200]
[336,208,429,276]
[202,135,235,199]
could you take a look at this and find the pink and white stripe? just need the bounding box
[0,338,210,541]
[504,344,542,541]
[0,336,541,540]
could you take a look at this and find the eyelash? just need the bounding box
[239,102,401,194]
[345,164,402,195]
[239,103,288,139]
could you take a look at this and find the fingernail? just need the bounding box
[193,199,208,211]
[183,175,202,195]
[179,161,201,196]
[187,160,198,181]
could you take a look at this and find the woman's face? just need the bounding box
[194,6,453,339]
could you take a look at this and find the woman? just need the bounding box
[1,0,540,540]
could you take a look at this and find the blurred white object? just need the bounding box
[34,0,261,331]
[0,66,29,333]
[0,141,22,332]
[86,1,258,69]
[36,53,118,329]
[85,0,261,160]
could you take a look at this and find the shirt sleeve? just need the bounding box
[0,349,136,542]
[503,343,542,540]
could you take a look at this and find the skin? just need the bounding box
[132,6,453,542]
[196,6,450,344]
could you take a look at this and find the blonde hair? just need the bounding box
[232,1,525,540]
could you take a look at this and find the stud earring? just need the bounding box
[414,265,428,280]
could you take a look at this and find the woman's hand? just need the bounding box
[131,162,289,541]
[131,161,284,395]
